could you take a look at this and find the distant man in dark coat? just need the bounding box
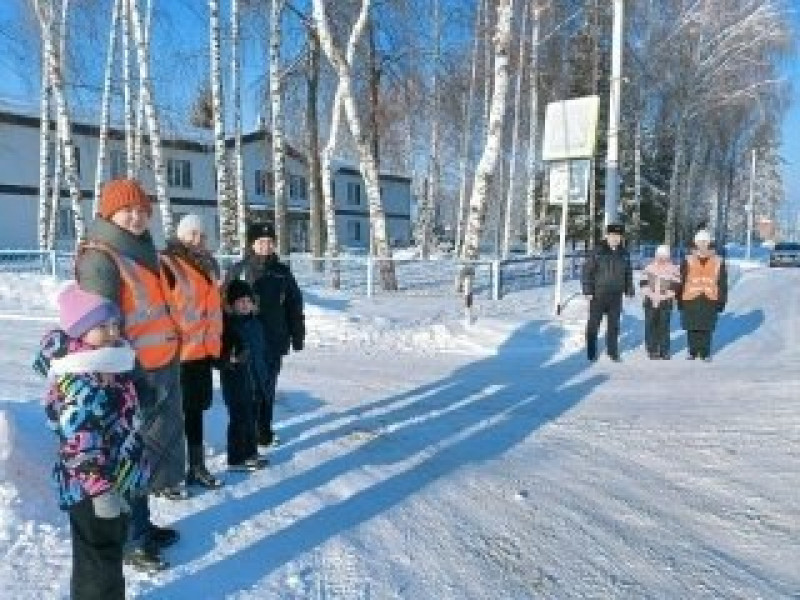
[581,223,635,362]
[224,222,305,447]
[678,229,728,361]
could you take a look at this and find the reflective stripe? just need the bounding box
[131,332,179,349]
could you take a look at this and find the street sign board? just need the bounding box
[542,96,601,161]
[548,159,591,206]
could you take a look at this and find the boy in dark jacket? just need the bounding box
[33,283,151,599]
[224,222,305,447]
[581,223,635,362]
[220,280,271,470]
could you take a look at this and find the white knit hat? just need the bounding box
[176,214,205,240]
[694,229,711,244]
[655,244,670,258]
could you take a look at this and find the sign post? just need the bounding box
[542,97,600,316]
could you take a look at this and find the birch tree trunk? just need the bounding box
[128,0,172,237]
[270,0,289,256]
[232,0,247,256]
[665,119,684,245]
[313,0,397,290]
[420,0,441,260]
[132,0,151,177]
[321,84,343,288]
[525,3,540,255]
[460,0,514,306]
[483,0,492,138]
[455,0,482,261]
[94,0,121,214]
[38,57,52,250]
[306,27,325,267]
[210,0,234,253]
[502,0,529,258]
[122,0,134,178]
[633,117,641,248]
[36,0,86,246]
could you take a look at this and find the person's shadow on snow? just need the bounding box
[668,309,764,358]
[137,321,607,599]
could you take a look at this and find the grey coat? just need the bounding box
[75,217,186,491]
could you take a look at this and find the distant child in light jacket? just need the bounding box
[640,245,681,359]
[219,279,271,471]
[33,282,151,600]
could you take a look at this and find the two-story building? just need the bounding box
[0,101,412,252]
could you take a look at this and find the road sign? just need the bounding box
[542,96,601,161]
[548,160,591,206]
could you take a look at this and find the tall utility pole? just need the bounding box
[604,0,623,227]
[746,149,755,260]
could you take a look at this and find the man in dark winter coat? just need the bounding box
[224,222,305,447]
[581,223,635,362]
[678,229,728,361]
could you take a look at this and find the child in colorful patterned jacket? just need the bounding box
[33,281,151,600]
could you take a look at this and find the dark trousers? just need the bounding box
[687,330,713,358]
[184,405,204,447]
[586,294,622,359]
[128,494,150,545]
[257,357,282,439]
[644,299,672,357]
[181,359,213,448]
[223,370,258,465]
[69,498,128,600]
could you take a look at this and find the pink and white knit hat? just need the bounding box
[56,281,120,338]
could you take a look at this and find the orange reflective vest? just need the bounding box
[682,255,721,302]
[160,254,222,361]
[83,242,180,370]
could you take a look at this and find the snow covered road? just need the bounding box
[0,266,798,598]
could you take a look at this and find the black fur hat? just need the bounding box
[246,222,276,244]
[606,222,625,235]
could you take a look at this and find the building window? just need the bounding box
[71,146,81,175]
[58,207,76,238]
[347,220,362,242]
[110,150,126,179]
[289,174,307,201]
[167,159,192,189]
[255,169,274,196]
[346,182,361,206]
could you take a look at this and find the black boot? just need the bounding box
[187,445,224,489]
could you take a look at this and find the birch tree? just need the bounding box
[460,0,514,305]
[94,0,121,215]
[502,0,529,258]
[210,0,235,252]
[127,0,172,236]
[36,0,86,246]
[38,52,52,250]
[313,0,398,290]
[132,0,151,177]
[232,0,248,256]
[455,0,483,257]
[270,0,289,256]
[419,0,441,260]
[525,2,540,255]
[121,0,134,177]
[306,26,325,266]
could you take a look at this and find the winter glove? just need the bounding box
[92,491,127,519]
[716,303,725,313]
[32,329,70,378]
[292,337,304,352]
[626,290,635,298]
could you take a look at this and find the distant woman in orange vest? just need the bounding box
[161,214,224,490]
[75,179,181,572]
[678,229,728,362]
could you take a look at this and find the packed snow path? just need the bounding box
[0,267,797,598]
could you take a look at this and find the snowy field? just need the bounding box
[0,262,798,599]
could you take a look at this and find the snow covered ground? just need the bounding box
[0,263,798,599]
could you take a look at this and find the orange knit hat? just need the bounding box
[98,179,152,220]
